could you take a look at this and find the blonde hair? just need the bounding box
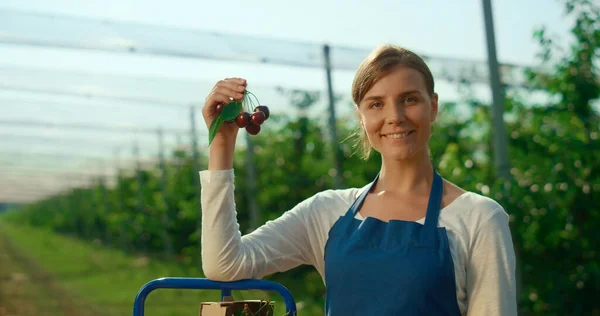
[349,44,435,160]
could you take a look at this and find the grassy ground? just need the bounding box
[0,221,321,316]
[0,232,81,316]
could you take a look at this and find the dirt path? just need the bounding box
[0,232,97,316]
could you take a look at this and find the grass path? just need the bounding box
[0,221,318,315]
[0,230,95,316]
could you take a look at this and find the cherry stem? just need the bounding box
[248,93,256,111]
[246,90,261,109]
[243,91,254,112]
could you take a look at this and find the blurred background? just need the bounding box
[0,0,598,315]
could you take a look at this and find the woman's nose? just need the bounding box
[386,104,405,124]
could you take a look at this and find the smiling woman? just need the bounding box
[351,45,437,163]
[199,44,518,316]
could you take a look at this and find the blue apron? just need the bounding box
[324,170,461,315]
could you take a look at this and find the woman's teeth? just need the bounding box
[385,132,411,139]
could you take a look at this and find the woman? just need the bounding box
[199,44,517,315]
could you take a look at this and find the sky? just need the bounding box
[0,0,576,202]
[0,0,573,64]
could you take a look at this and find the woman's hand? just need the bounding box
[202,77,247,170]
[202,77,247,146]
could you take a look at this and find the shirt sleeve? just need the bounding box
[466,208,518,316]
[199,169,319,282]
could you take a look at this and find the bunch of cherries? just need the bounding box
[216,90,270,135]
[226,105,269,135]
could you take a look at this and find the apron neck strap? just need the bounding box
[348,173,379,217]
[421,169,444,246]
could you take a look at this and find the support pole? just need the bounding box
[157,128,174,259]
[244,133,259,232]
[323,44,344,189]
[482,0,510,180]
[190,106,202,262]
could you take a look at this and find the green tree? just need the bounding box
[502,0,600,313]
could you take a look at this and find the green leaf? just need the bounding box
[208,115,224,145]
[533,28,544,39]
[222,101,242,121]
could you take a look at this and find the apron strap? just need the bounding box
[348,173,380,217]
[421,169,443,246]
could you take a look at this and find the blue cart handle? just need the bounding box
[133,277,297,316]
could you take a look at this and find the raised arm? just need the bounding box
[199,78,317,281]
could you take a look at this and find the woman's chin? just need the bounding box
[380,146,424,163]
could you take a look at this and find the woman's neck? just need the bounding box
[375,150,434,196]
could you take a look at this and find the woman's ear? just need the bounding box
[430,93,439,123]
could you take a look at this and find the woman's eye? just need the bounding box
[370,102,383,108]
[405,97,417,104]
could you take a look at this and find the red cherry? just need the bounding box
[235,112,250,128]
[215,103,224,114]
[250,111,266,125]
[246,123,261,135]
[255,105,270,120]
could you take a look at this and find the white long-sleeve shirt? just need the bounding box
[200,169,517,315]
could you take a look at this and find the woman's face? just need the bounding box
[357,66,438,162]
